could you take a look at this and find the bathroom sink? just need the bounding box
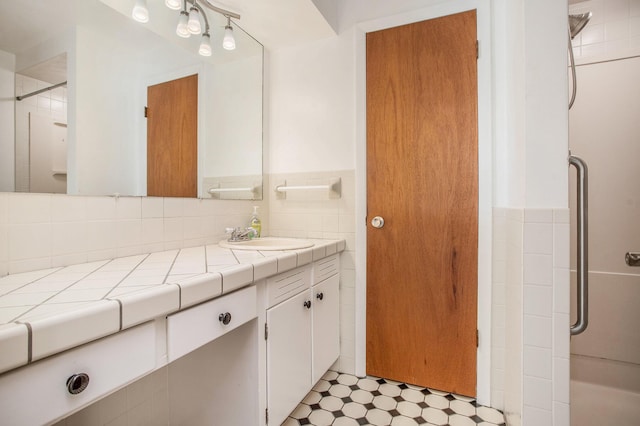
[219,237,314,251]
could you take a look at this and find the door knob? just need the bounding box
[371,216,385,228]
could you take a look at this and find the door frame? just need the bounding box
[354,0,493,405]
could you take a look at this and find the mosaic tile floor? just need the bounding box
[282,371,505,426]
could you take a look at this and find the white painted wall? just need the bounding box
[269,30,355,174]
[204,55,263,178]
[523,0,569,209]
[492,0,527,207]
[0,50,15,192]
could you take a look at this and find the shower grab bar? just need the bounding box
[570,155,589,336]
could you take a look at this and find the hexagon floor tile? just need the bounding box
[283,371,505,426]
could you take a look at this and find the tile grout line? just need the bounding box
[10,261,111,323]
[102,254,152,299]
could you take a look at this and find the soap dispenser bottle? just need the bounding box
[250,206,261,238]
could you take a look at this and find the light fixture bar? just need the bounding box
[198,0,240,19]
[132,0,240,57]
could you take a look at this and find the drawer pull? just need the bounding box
[218,312,232,325]
[303,300,312,309]
[316,292,324,301]
[66,373,90,395]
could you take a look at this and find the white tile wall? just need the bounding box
[0,193,266,277]
[493,207,570,426]
[571,0,640,63]
[14,74,68,193]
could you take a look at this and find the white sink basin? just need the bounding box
[218,237,314,251]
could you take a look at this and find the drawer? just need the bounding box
[313,254,340,284]
[266,264,312,308]
[0,322,156,426]
[167,285,257,362]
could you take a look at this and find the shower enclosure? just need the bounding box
[568,4,640,424]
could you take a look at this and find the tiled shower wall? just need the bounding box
[492,208,571,426]
[570,0,640,61]
[0,192,265,278]
[14,74,68,193]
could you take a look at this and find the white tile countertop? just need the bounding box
[0,238,345,375]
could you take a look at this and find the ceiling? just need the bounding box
[0,0,335,57]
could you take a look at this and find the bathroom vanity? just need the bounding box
[0,238,344,425]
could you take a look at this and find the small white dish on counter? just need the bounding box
[218,237,314,251]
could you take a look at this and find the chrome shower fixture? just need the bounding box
[569,12,592,39]
[568,11,592,109]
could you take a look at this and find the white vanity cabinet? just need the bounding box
[265,254,340,425]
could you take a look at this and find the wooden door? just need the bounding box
[147,74,198,197]
[366,11,478,397]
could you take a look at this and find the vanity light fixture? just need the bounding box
[176,9,191,38]
[165,0,182,10]
[199,33,212,56]
[222,16,236,50]
[187,4,202,34]
[131,0,149,23]
[132,0,240,56]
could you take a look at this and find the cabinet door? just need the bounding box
[267,290,312,426]
[312,274,340,384]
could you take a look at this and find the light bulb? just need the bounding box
[187,7,202,34]
[199,33,212,56]
[176,11,190,38]
[222,25,236,50]
[132,0,149,23]
[165,0,181,10]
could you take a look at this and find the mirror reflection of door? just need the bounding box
[147,74,198,198]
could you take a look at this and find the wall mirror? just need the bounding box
[0,0,263,200]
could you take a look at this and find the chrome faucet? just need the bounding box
[225,227,257,242]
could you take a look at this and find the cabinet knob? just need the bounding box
[316,292,324,301]
[66,373,90,395]
[218,312,232,325]
[303,300,312,309]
